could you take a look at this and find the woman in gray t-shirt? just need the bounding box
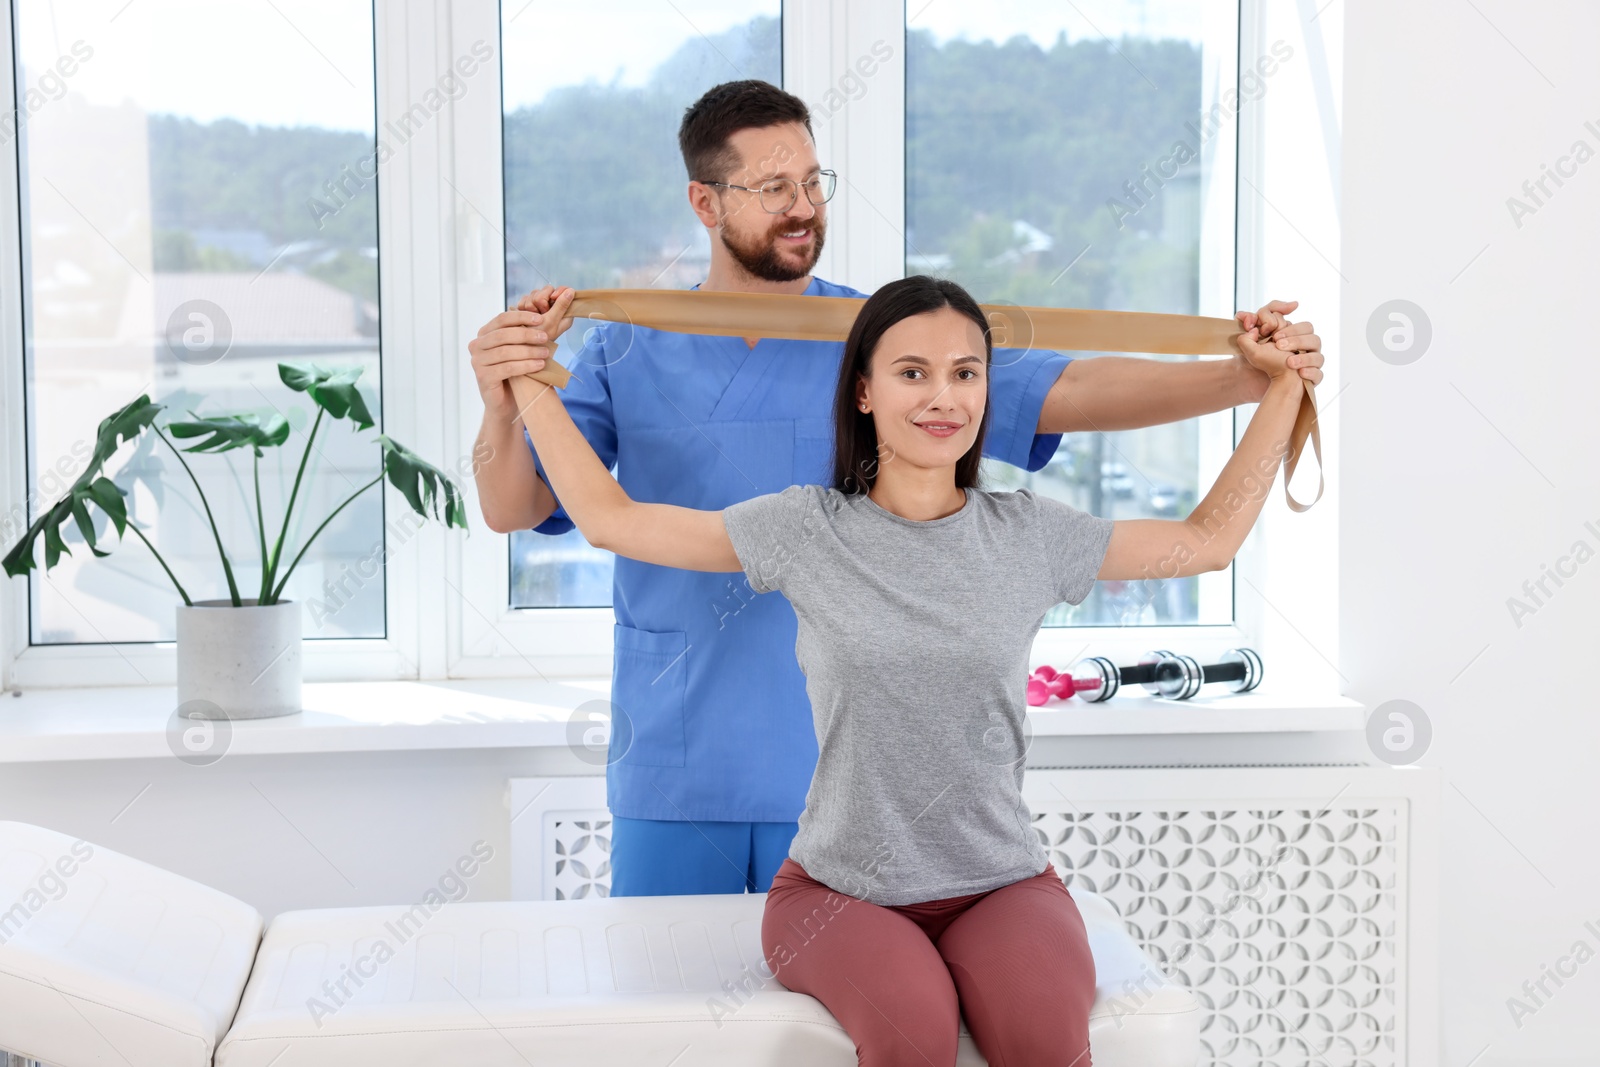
[520,275,1309,1067]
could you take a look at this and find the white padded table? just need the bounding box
[0,821,1200,1066]
[0,821,262,1067]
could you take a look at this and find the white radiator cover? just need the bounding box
[510,766,1440,1067]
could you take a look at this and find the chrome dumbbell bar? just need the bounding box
[1068,648,1263,702]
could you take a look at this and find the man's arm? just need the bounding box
[1037,300,1322,434]
[1041,355,1251,435]
[470,286,565,532]
[473,410,558,534]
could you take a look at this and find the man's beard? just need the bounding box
[719,216,827,283]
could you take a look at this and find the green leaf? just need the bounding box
[85,478,128,537]
[42,512,69,570]
[378,434,468,531]
[278,363,319,392]
[68,496,106,556]
[278,361,376,430]
[166,411,291,456]
[89,394,162,471]
[2,394,162,578]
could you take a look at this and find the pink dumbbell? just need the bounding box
[1026,664,1104,706]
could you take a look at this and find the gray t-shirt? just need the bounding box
[722,483,1115,906]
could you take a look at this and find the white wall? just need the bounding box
[0,748,588,919]
[1342,1,1600,1063]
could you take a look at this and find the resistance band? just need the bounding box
[510,288,1322,512]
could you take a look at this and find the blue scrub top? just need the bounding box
[525,276,1073,822]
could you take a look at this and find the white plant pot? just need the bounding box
[175,599,302,720]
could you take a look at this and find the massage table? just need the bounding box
[0,820,1201,1065]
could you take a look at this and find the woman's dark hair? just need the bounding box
[678,80,814,185]
[830,275,993,494]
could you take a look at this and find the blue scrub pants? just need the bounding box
[609,816,799,896]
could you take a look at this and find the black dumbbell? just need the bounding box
[1144,648,1264,700]
[1070,648,1263,702]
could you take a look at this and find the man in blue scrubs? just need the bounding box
[469,80,1325,897]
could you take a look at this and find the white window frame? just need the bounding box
[0,0,429,687]
[1,0,1341,698]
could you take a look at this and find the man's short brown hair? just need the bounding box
[678,79,814,185]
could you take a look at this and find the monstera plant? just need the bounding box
[2,362,467,719]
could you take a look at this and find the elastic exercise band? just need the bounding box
[510,288,1322,512]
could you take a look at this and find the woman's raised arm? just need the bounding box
[512,288,742,573]
[1097,326,1311,581]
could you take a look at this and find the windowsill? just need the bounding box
[1024,689,1364,736]
[0,678,1365,764]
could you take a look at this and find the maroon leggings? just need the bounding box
[761,857,1096,1067]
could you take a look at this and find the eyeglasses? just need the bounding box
[697,170,837,214]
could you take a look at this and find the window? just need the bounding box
[11,0,384,644]
[2,0,1336,685]
[500,2,782,609]
[905,1,1239,627]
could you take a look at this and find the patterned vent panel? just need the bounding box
[550,818,613,898]
[1036,806,1402,1067]
[544,804,1404,1067]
